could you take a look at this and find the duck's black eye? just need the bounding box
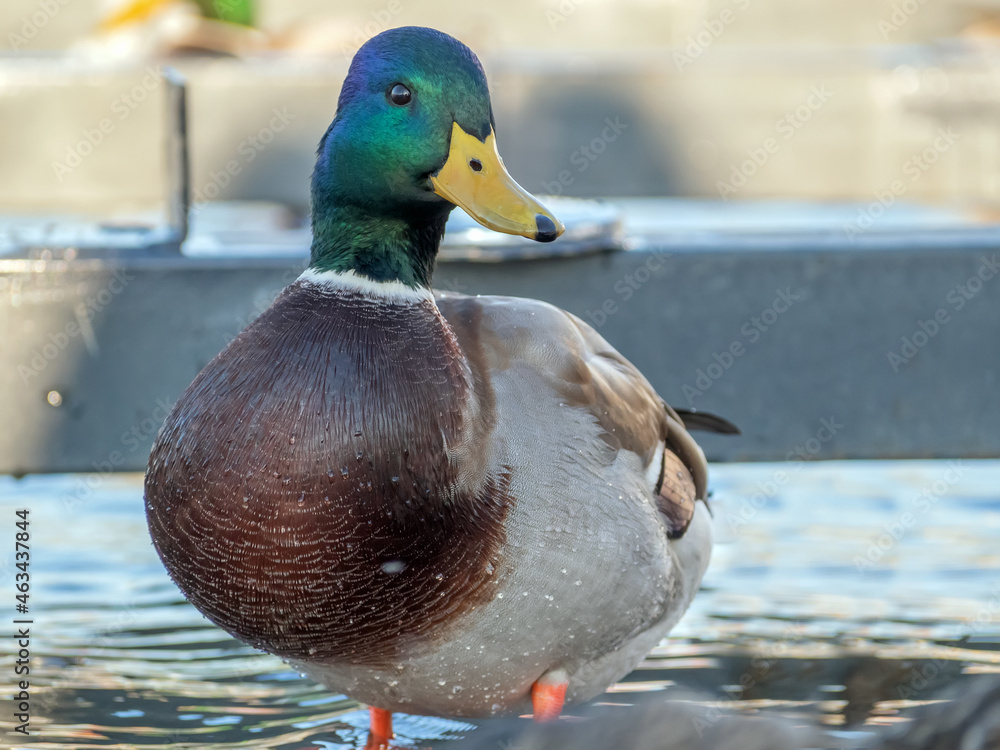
[388,84,412,106]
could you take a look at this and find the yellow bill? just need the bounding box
[431,122,564,243]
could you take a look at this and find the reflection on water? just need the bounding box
[0,460,998,748]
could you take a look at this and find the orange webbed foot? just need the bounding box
[363,707,393,749]
[531,669,568,722]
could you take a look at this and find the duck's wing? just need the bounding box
[435,292,713,540]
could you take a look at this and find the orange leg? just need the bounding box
[364,707,393,749]
[531,669,568,722]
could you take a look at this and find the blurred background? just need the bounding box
[4,0,1000,221]
[2,2,1000,749]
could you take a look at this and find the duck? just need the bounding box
[144,26,734,749]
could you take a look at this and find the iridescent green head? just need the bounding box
[310,26,563,287]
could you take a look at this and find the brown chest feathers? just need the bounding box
[144,282,513,666]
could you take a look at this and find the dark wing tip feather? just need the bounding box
[673,409,741,435]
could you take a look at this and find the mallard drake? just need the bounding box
[145,26,732,749]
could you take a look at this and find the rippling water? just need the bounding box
[1,460,998,748]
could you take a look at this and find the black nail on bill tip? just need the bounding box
[534,214,558,243]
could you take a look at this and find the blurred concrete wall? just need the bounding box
[3,0,1000,216]
[1,0,987,53]
[0,64,168,216]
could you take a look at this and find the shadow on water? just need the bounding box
[1,460,999,748]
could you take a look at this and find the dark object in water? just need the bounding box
[453,677,1000,750]
[877,676,1000,750]
[452,696,814,750]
